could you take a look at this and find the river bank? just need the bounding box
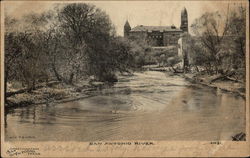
[182,73,246,99]
[5,70,246,141]
[5,69,246,112]
[5,80,106,111]
[145,65,246,98]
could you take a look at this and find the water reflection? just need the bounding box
[5,71,245,141]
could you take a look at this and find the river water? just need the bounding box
[5,71,245,141]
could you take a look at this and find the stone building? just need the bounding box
[124,7,188,47]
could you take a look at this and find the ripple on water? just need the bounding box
[5,71,245,141]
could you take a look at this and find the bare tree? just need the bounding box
[191,9,230,74]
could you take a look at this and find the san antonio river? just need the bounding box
[5,71,245,141]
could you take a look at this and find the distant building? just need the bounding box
[124,7,188,47]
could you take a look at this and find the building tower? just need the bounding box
[124,20,131,38]
[180,7,188,32]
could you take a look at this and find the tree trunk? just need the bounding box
[171,66,177,73]
[205,66,210,75]
[195,66,200,72]
[32,80,36,90]
[51,55,62,82]
[183,53,189,73]
[68,73,74,84]
[51,63,62,82]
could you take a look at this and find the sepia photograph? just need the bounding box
[1,0,249,157]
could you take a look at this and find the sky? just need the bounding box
[3,0,247,36]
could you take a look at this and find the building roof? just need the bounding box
[130,25,182,32]
[124,20,131,28]
[181,7,187,15]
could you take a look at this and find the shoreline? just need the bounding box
[5,81,99,112]
[5,70,246,113]
[180,73,246,99]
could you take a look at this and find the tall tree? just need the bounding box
[50,3,116,83]
[191,10,230,74]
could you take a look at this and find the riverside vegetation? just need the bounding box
[5,3,246,110]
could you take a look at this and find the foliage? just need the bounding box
[4,3,144,97]
[191,11,229,74]
[5,14,51,91]
[188,4,246,80]
[153,46,180,67]
[129,38,153,67]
